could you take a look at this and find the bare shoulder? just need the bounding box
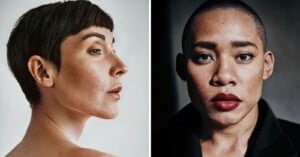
[6,142,115,157]
[5,143,25,157]
[6,150,16,157]
[66,147,115,157]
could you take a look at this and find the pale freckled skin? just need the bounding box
[54,26,126,119]
[6,26,128,157]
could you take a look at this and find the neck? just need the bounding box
[25,102,89,144]
[200,105,259,154]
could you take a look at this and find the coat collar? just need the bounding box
[246,99,297,156]
[170,99,297,157]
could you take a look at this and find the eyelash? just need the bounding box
[236,53,254,63]
[88,48,103,55]
[192,53,214,64]
[192,52,254,64]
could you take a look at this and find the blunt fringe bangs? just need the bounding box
[7,0,114,107]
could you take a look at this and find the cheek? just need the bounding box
[188,68,209,89]
[59,61,108,99]
[87,69,107,93]
[238,63,264,101]
[186,63,212,102]
[244,68,263,85]
[77,65,108,94]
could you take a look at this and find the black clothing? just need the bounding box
[153,99,300,157]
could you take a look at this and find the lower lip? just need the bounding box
[213,101,239,111]
[108,92,120,100]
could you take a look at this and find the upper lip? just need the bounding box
[211,93,241,101]
[107,86,123,93]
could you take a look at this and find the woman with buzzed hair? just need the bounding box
[153,0,300,156]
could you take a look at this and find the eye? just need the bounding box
[88,48,103,55]
[236,53,254,63]
[192,53,214,64]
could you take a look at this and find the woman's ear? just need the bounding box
[263,51,275,80]
[176,53,187,81]
[27,55,57,87]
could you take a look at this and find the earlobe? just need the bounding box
[263,51,275,80]
[27,55,56,87]
[176,53,187,81]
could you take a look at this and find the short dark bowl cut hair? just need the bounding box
[7,0,114,107]
[182,0,267,53]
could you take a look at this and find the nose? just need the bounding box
[210,57,236,87]
[110,53,128,77]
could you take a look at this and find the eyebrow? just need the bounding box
[82,32,105,41]
[193,41,258,50]
[81,32,115,43]
[193,41,217,50]
[231,41,258,50]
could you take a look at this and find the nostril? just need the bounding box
[210,63,236,86]
[210,77,236,87]
[111,54,128,77]
[115,65,128,77]
[210,79,223,86]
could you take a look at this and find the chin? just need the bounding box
[95,109,119,119]
[209,113,242,128]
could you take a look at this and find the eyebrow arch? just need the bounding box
[81,32,115,44]
[193,41,217,50]
[82,32,106,41]
[231,41,258,49]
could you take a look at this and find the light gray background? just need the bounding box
[0,0,149,156]
[168,0,300,123]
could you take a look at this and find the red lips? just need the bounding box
[107,86,122,100]
[211,93,241,111]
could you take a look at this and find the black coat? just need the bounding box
[152,99,300,157]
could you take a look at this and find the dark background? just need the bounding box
[152,0,300,132]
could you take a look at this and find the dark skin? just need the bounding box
[177,8,274,157]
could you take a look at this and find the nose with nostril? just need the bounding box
[210,58,236,87]
[110,53,128,77]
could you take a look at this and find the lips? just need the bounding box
[211,93,241,111]
[107,86,122,100]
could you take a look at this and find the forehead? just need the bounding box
[60,26,114,55]
[63,26,114,45]
[196,8,256,24]
[190,8,263,49]
[193,8,257,35]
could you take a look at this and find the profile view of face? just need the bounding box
[183,9,274,127]
[52,26,128,119]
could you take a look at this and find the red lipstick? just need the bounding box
[107,86,122,100]
[211,93,241,111]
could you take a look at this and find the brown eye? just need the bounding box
[192,53,214,64]
[88,48,103,55]
[236,52,254,63]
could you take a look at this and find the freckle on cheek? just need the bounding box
[88,71,105,93]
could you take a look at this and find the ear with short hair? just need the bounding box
[263,51,275,80]
[176,53,187,81]
[27,55,57,87]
